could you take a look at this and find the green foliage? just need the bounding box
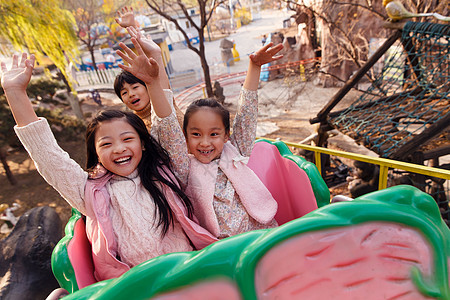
[27,77,65,101]
[0,0,79,90]
[35,107,86,142]
[0,96,19,148]
[0,95,86,152]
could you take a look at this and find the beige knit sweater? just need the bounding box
[14,114,192,268]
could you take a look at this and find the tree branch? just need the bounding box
[144,0,201,55]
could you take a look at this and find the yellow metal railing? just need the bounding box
[261,138,450,190]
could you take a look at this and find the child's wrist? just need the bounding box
[249,60,262,69]
[249,58,263,68]
[4,87,28,96]
[145,78,161,88]
[151,53,163,60]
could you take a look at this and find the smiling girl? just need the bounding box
[117,37,284,240]
[1,53,214,282]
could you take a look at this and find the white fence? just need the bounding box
[74,65,229,93]
[75,67,202,92]
[74,68,122,89]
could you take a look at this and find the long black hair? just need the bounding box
[113,70,146,101]
[183,98,230,135]
[85,110,193,236]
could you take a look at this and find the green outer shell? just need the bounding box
[51,208,81,293]
[60,185,450,300]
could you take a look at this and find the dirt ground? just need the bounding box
[0,78,362,238]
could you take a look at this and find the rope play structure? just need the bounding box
[312,21,449,226]
[315,21,449,160]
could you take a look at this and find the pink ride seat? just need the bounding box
[52,140,329,294]
[51,210,98,294]
[248,140,328,225]
[67,217,97,289]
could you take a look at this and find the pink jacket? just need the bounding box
[185,142,278,237]
[84,167,217,282]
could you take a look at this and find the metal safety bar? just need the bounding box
[260,138,450,190]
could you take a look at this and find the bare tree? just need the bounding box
[285,0,387,87]
[63,0,106,72]
[284,0,446,87]
[0,147,16,185]
[143,0,224,97]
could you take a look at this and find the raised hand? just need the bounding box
[115,6,138,29]
[249,42,284,67]
[126,26,162,59]
[116,37,159,85]
[0,53,38,126]
[126,26,170,89]
[1,53,35,92]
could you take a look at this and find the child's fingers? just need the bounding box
[25,54,36,69]
[0,61,6,73]
[129,27,142,40]
[148,58,159,76]
[268,43,284,55]
[116,49,133,65]
[271,54,284,62]
[117,63,131,73]
[270,43,284,51]
[148,57,158,67]
[12,54,19,68]
[19,53,28,67]
[118,42,137,59]
[130,37,145,55]
[126,27,136,38]
[259,42,274,53]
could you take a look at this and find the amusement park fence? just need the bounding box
[73,57,318,96]
[74,68,122,90]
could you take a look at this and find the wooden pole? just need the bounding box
[313,30,402,124]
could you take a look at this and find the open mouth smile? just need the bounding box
[114,156,131,165]
[198,150,213,155]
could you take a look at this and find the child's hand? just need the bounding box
[116,37,159,85]
[0,53,35,92]
[249,42,284,67]
[115,6,137,29]
[127,26,162,59]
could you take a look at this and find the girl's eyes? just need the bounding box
[190,132,221,137]
[99,142,111,147]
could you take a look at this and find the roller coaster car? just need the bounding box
[49,140,450,300]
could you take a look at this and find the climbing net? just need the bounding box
[330,22,449,159]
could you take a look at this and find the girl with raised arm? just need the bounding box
[117,38,284,240]
[0,53,213,282]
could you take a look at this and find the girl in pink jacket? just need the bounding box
[1,53,214,282]
[117,37,284,240]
